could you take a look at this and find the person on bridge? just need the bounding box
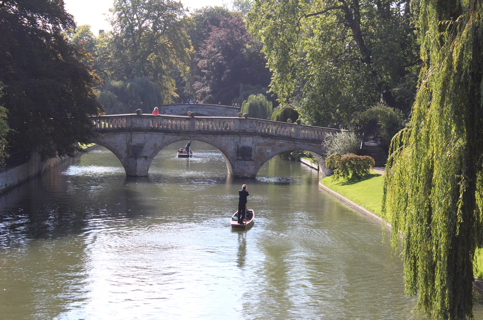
[152,107,159,115]
[238,184,249,224]
[185,140,191,155]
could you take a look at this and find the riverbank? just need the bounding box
[0,144,97,195]
[318,170,483,293]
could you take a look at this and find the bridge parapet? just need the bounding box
[90,114,338,143]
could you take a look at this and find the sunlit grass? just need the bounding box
[320,171,385,218]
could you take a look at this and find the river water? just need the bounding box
[1,142,482,319]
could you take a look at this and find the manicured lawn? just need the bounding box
[320,172,483,278]
[320,172,386,218]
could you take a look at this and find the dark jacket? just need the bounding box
[239,190,249,204]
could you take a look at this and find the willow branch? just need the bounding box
[297,6,345,26]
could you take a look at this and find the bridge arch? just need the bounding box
[243,143,329,178]
[148,137,235,176]
[90,136,132,174]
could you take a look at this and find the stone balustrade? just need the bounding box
[90,114,337,143]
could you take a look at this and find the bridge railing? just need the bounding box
[90,114,338,142]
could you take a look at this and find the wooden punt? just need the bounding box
[231,209,255,228]
[177,149,193,158]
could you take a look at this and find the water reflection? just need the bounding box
[0,142,481,319]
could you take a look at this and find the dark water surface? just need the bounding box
[1,142,482,319]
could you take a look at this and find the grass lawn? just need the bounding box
[320,172,483,279]
[320,171,386,219]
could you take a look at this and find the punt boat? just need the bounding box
[231,209,255,228]
[177,149,193,158]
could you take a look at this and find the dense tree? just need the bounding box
[240,94,272,119]
[97,77,163,114]
[382,0,483,319]
[351,103,406,151]
[194,16,271,104]
[0,0,101,159]
[175,6,235,102]
[70,24,97,59]
[188,6,235,52]
[105,0,192,103]
[247,0,420,127]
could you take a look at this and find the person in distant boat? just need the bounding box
[152,107,159,115]
[238,184,249,224]
[185,140,191,155]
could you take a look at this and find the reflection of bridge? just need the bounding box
[90,114,338,178]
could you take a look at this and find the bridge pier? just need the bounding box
[229,160,259,178]
[124,156,150,176]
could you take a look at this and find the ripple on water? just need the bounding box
[62,166,124,177]
[256,176,297,185]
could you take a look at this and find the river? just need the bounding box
[1,141,482,319]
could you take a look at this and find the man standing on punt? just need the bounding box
[238,184,249,224]
[185,140,191,155]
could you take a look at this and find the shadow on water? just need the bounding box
[0,167,158,250]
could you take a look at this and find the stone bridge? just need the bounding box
[89,114,339,178]
[157,104,240,117]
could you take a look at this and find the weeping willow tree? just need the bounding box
[382,1,483,319]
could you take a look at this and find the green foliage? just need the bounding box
[321,172,384,217]
[323,131,360,158]
[232,83,271,107]
[240,94,272,119]
[175,7,235,102]
[70,24,97,58]
[382,1,483,318]
[271,105,299,122]
[0,0,101,159]
[351,103,406,150]
[105,0,192,103]
[233,0,252,16]
[247,0,420,127]
[97,77,163,114]
[326,153,375,181]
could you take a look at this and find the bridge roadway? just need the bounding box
[90,114,338,178]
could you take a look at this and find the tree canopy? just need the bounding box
[382,0,483,319]
[97,77,163,114]
[193,16,271,104]
[240,94,272,119]
[105,0,192,103]
[247,0,420,127]
[0,0,101,159]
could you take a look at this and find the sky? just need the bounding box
[63,0,230,36]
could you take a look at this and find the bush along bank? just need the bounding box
[319,173,483,289]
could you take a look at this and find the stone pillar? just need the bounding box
[229,160,258,178]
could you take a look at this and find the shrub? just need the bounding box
[351,103,406,150]
[240,94,273,119]
[271,104,299,122]
[326,153,375,181]
[323,131,360,157]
